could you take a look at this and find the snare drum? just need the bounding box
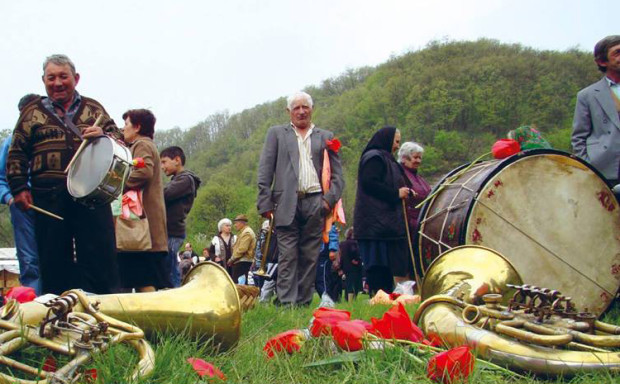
[67,136,132,206]
[416,149,620,315]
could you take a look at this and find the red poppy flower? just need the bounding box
[427,346,475,384]
[42,355,57,372]
[491,139,520,159]
[370,303,424,342]
[332,321,368,351]
[187,358,226,381]
[132,157,146,168]
[326,138,342,153]
[263,330,307,359]
[5,286,36,304]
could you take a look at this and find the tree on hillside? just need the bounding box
[160,39,600,241]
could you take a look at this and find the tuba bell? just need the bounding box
[0,261,241,383]
[414,246,620,376]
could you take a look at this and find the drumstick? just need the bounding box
[64,114,105,174]
[30,204,63,220]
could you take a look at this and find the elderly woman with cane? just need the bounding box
[398,142,431,234]
[353,126,412,296]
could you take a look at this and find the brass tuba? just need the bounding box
[0,261,241,382]
[413,246,620,376]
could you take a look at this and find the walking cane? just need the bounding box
[402,196,422,291]
[254,213,273,277]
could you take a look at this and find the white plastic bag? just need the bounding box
[393,280,416,295]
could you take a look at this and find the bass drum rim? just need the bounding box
[414,149,614,273]
[414,149,620,315]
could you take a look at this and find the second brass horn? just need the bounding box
[3,261,241,351]
[414,246,620,376]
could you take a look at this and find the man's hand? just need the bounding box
[398,187,411,199]
[13,190,33,211]
[261,210,273,219]
[82,125,104,139]
[321,199,331,217]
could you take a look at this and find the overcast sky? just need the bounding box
[0,0,613,132]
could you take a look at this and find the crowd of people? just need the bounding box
[1,34,619,305]
[2,54,203,295]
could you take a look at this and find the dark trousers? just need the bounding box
[316,250,342,302]
[33,187,119,295]
[231,261,252,284]
[366,266,393,296]
[276,194,323,305]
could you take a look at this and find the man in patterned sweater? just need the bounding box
[7,54,121,295]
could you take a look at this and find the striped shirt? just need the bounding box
[292,123,322,193]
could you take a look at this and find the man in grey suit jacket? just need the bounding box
[572,35,620,187]
[257,91,344,306]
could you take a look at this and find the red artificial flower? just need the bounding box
[5,286,36,304]
[313,307,351,320]
[132,157,146,168]
[389,292,402,301]
[370,303,425,342]
[349,319,373,332]
[187,358,226,381]
[83,368,98,383]
[427,346,475,384]
[332,320,368,351]
[326,138,342,153]
[42,355,57,372]
[422,334,444,348]
[311,316,345,337]
[310,307,351,336]
[263,330,307,359]
[491,139,520,159]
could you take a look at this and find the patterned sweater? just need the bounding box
[7,97,120,194]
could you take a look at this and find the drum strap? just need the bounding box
[63,116,83,140]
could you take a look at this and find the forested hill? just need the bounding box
[154,38,600,246]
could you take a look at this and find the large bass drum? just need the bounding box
[415,149,620,315]
[67,136,132,206]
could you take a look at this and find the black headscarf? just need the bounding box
[362,126,397,155]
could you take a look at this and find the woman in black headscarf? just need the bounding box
[353,126,412,296]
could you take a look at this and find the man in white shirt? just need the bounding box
[257,92,344,306]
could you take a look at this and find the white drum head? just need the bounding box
[466,153,620,314]
[67,137,114,198]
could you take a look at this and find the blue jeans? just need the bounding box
[167,236,184,288]
[9,203,40,295]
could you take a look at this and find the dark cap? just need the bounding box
[233,214,248,222]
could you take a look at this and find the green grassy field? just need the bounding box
[65,294,620,384]
[2,294,620,383]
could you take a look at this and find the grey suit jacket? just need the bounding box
[571,77,620,181]
[256,124,345,227]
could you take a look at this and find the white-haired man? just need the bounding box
[257,91,344,306]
